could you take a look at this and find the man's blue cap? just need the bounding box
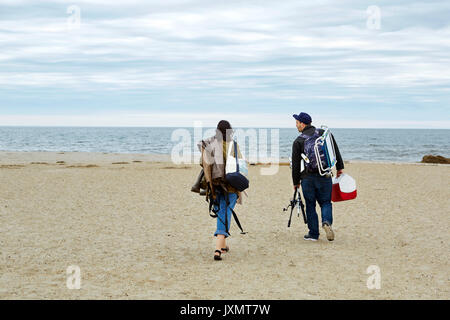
[293,112,312,125]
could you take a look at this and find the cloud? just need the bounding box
[1,112,449,129]
[0,0,449,127]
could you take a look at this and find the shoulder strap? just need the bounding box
[231,208,246,234]
[224,192,246,235]
[233,140,239,172]
[300,131,312,140]
[226,139,234,159]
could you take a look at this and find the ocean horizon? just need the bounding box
[0,126,449,163]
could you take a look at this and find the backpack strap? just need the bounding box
[225,191,246,235]
[231,207,247,234]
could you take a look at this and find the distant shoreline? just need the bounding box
[1,151,448,166]
[0,126,449,130]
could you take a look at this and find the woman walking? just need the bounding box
[197,120,244,261]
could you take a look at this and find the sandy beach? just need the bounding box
[0,151,449,300]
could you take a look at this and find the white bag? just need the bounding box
[225,140,248,178]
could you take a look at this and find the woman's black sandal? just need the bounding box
[214,250,222,261]
[221,246,229,253]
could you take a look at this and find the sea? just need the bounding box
[0,127,449,163]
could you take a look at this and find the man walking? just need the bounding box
[291,112,344,241]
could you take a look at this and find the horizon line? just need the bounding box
[0,125,449,130]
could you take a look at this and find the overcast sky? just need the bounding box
[0,0,449,128]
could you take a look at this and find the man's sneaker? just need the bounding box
[303,234,318,241]
[322,223,335,241]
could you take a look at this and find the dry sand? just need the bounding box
[0,152,449,299]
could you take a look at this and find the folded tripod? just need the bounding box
[283,187,307,227]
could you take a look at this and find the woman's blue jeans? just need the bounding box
[214,191,238,238]
[301,174,333,239]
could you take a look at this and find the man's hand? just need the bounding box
[336,170,344,177]
[294,184,300,190]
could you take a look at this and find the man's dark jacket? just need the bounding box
[292,125,344,185]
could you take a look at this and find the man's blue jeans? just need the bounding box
[301,174,333,239]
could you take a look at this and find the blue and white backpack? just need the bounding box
[300,126,337,176]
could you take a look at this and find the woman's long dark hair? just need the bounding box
[217,120,233,142]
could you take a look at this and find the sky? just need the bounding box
[0,0,449,128]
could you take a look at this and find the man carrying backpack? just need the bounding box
[291,112,344,242]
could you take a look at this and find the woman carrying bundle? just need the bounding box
[196,120,247,261]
